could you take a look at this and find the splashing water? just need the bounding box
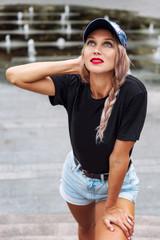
[27,39,36,62]
[56,38,65,50]
[5,34,11,54]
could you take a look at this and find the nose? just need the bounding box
[93,45,101,54]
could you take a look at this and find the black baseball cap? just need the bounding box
[83,18,127,49]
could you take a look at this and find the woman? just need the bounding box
[6,18,147,240]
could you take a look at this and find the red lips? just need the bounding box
[90,58,104,64]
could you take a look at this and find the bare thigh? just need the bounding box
[95,198,135,240]
[67,201,96,228]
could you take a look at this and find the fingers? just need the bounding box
[103,207,135,239]
[118,221,133,239]
[122,213,134,238]
[103,216,134,239]
[103,217,114,232]
[111,218,134,240]
[128,214,135,223]
[123,218,134,238]
[120,215,134,239]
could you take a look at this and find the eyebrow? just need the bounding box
[87,36,115,42]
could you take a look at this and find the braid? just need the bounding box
[96,44,130,143]
[80,42,130,143]
[96,82,120,143]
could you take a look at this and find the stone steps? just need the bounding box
[1,238,160,240]
[0,237,78,240]
[0,213,160,239]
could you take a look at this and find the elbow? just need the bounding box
[109,153,129,169]
[109,154,120,168]
[6,67,18,85]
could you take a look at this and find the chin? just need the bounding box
[89,68,112,75]
[86,65,103,73]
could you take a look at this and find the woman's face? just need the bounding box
[83,29,117,76]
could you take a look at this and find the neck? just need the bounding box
[89,73,113,99]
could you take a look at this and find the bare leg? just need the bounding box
[67,201,96,240]
[95,198,135,240]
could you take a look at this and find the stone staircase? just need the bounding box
[0,213,160,240]
[0,85,160,240]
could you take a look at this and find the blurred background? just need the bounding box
[0,0,160,239]
[1,2,160,82]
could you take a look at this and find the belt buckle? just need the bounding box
[82,169,86,176]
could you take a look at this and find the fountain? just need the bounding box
[27,39,36,62]
[17,11,23,30]
[56,38,65,50]
[64,5,70,15]
[60,13,66,30]
[148,23,154,34]
[104,15,109,20]
[1,4,160,84]
[153,47,160,60]
[61,5,70,21]
[28,6,34,21]
[24,24,29,40]
[66,24,72,40]
[5,34,11,54]
[60,5,72,37]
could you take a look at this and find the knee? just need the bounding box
[79,223,95,236]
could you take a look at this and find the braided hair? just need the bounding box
[80,43,130,143]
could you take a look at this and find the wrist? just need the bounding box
[105,198,117,210]
[105,205,116,211]
[72,56,82,74]
[60,58,79,75]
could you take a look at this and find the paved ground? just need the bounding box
[0,74,160,217]
[0,0,160,218]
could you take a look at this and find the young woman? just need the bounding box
[6,18,147,240]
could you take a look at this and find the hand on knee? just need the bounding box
[103,207,134,239]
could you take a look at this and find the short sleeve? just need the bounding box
[49,74,70,108]
[49,74,81,111]
[117,92,147,141]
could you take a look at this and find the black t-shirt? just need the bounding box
[49,74,147,174]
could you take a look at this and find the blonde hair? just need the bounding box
[80,41,130,143]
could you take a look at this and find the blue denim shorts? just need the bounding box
[59,151,139,206]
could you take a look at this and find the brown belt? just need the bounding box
[74,157,132,181]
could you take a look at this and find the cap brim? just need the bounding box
[83,18,119,43]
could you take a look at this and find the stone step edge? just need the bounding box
[0,236,78,240]
[0,213,75,224]
[0,222,160,238]
[0,236,160,240]
[0,213,159,225]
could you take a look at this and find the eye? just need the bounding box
[87,40,95,46]
[104,41,112,47]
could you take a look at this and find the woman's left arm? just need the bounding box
[103,139,135,237]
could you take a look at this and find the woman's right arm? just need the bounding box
[6,57,81,96]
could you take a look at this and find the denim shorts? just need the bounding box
[59,151,139,206]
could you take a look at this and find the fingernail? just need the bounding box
[110,227,114,231]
